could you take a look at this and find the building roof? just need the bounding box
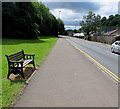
[104,29,120,36]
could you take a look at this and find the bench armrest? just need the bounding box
[24,54,35,59]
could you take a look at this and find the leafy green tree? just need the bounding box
[2,2,17,38]
[57,18,65,35]
[80,11,101,35]
[3,2,40,38]
[101,16,107,26]
[108,15,114,21]
[100,14,120,31]
[2,2,65,38]
[34,2,61,36]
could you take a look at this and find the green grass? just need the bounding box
[1,36,58,107]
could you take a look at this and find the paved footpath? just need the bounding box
[14,37,118,107]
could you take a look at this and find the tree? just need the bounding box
[2,2,65,38]
[33,2,61,36]
[100,14,120,31]
[80,11,101,35]
[57,18,65,35]
[108,15,114,21]
[101,16,107,26]
[2,2,40,39]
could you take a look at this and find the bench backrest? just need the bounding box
[5,50,25,61]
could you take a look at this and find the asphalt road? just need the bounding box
[63,36,119,77]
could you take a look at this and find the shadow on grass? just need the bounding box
[2,38,46,45]
[10,80,26,85]
[2,36,58,45]
[40,36,58,39]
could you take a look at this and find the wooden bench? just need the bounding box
[5,50,35,79]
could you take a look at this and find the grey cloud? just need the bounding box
[64,21,80,26]
[43,2,101,29]
[44,2,101,13]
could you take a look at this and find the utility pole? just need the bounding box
[118,1,120,15]
[58,10,61,35]
[75,21,77,30]
[59,10,61,19]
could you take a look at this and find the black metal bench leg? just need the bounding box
[20,69,25,79]
[33,61,35,69]
[7,68,11,79]
[33,64,35,69]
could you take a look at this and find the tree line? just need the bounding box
[80,11,120,35]
[101,14,120,32]
[2,2,65,39]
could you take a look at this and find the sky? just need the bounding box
[38,0,119,30]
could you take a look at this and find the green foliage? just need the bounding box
[2,2,65,38]
[2,2,39,39]
[66,29,81,34]
[34,2,56,36]
[100,31,104,36]
[57,18,65,35]
[100,14,120,31]
[80,11,101,35]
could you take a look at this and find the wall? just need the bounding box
[85,35,120,45]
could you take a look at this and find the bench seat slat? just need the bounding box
[13,59,33,67]
[23,59,33,66]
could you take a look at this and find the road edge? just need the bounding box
[66,39,119,83]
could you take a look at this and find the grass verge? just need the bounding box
[1,36,58,107]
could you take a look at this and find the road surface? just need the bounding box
[63,36,119,78]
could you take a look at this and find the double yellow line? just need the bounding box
[66,39,120,82]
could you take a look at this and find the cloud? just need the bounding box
[64,21,80,26]
[43,1,119,30]
[97,2,118,18]
[50,8,83,21]
[44,2,101,13]
[65,25,81,30]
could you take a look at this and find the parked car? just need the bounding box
[73,33,84,38]
[73,33,80,37]
[79,33,84,37]
[111,41,120,54]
